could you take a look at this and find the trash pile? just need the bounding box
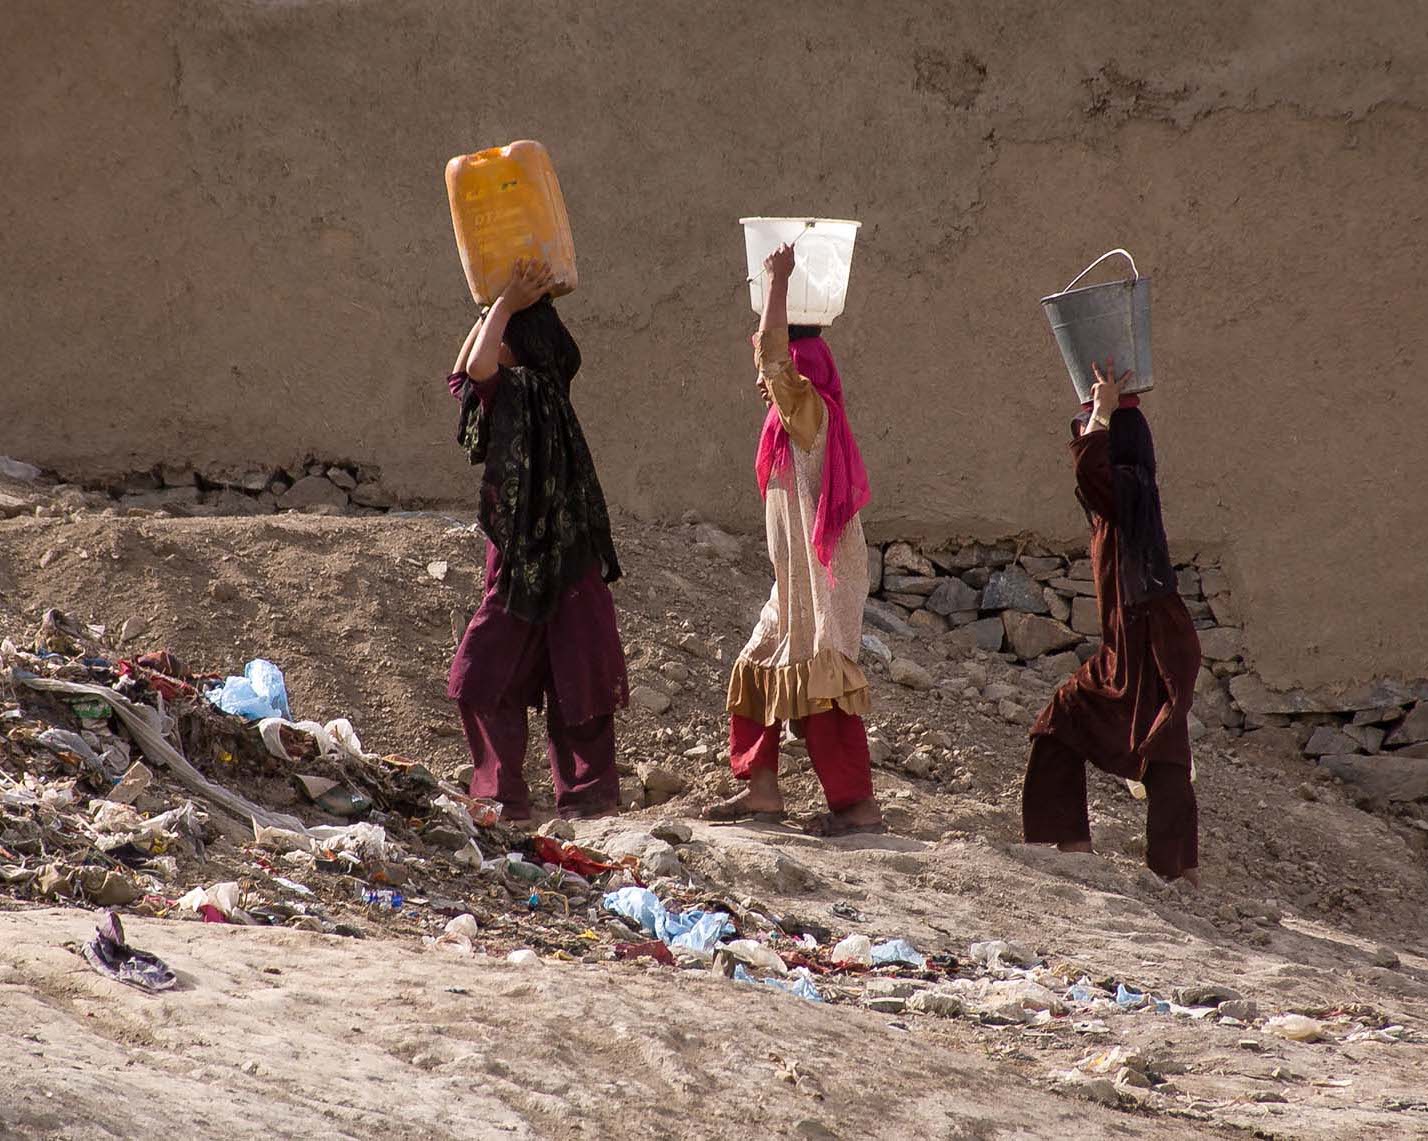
[4,606,1423,1081]
[0,609,619,938]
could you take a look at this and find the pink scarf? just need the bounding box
[754,335,871,571]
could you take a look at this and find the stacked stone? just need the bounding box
[1233,676,1428,805]
[866,536,1428,805]
[96,462,397,517]
[866,538,1244,676]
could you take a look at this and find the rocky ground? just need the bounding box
[2,477,1427,1140]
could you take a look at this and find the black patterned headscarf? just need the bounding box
[456,297,621,622]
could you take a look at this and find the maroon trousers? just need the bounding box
[729,708,873,813]
[450,547,627,822]
[1022,734,1198,879]
[458,701,617,821]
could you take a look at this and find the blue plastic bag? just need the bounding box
[669,911,734,954]
[208,658,293,721]
[733,964,824,1003]
[603,888,665,936]
[601,888,733,953]
[871,939,927,970]
[1115,983,1145,1008]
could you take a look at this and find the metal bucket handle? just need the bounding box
[742,220,818,286]
[1062,248,1138,292]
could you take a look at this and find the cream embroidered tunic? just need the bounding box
[726,327,871,724]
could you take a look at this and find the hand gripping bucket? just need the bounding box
[741,217,861,327]
[1040,249,1152,402]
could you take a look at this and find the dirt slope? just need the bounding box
[2,508,1427,1139]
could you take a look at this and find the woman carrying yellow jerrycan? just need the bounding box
[443,258,628,823]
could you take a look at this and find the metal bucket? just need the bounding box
[1040,249,1152,402]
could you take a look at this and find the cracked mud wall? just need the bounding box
[3,0,1426,688]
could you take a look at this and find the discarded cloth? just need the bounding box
[532,835,635,880]
[80,910,176,992]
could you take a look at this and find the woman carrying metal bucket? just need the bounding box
[1022,251,1201,884]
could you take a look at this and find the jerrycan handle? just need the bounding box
[1063,248,1138,292]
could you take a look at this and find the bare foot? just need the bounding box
[559,804,618,821]
[706,771,785,821]
[1177,867,1202,890]
[1057,840,1094,854]
[807,798,886,836]
[833,797,884,828]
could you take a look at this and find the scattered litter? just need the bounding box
[969,939,1039,970]
[831,933,873,967]
[601,887,734,955]
[208,659,293,722]
[718,939,789,976]
[1266,1014,1326,1042]
[359,888,404,912]
[178,882,250,924]
[733,963,823,1003]
[871,939,926,970]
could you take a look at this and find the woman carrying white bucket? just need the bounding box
[708,242,883,835]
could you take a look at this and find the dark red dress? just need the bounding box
[1023,429,1201,877]
[1031,430,1201,777]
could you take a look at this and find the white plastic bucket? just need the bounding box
[1040,248,1153,402]
[741,217,861,327]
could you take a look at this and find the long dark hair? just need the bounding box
[1108,407,1176,604]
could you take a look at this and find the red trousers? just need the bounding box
[729,708,873,812]
[458,702,619,821]
[1022,734,1198,879]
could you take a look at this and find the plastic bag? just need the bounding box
[209,659,292,721]
[733,963,824,1003]
[445,914,481,939]
[601,887,734,953]
[969,939,1039,969]
[832,934,873,967]
[871,938,926,970]
[720,939,789,976]
[1265,1014,1324,1042]
[178,881,249,923]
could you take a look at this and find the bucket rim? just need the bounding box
[739,216,862,230]
[1039,275,1149,307]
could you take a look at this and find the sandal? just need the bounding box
[704,797,786,824]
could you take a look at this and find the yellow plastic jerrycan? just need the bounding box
[445,140,577,305]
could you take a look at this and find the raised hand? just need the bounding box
[763,243,796,282]
[1090,357,1133,422]
[501,257,556,310]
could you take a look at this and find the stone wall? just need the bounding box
[864,539,1428,808]
[5,1,1428,689]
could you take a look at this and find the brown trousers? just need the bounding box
[1022,734,1198,879]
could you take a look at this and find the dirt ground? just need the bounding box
[3,506,1427,1139]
